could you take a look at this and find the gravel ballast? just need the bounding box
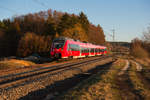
[0,57,112,100]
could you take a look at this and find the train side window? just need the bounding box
[75,44,79,51]
[69,44,76,51]
[87,48,89,53]
[93,48,94,53]
[95,49,97,53]
[72,44,75,51]
[86,48,88,53]
[84,48,86,53]
[71,44,79,51]
[70,44,74,51]
[71,44,74,51]
[68,44,70,51]
[70,44,72,51]
[85,48,87,53]
[90,48,94,53]
[81,47,85,53]
[100,49,102,52]
[76,45,80,51]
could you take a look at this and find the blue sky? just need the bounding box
[0,0,150,42]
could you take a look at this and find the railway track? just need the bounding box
[0,56,111,92]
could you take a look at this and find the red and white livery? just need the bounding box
[50,37,107,59]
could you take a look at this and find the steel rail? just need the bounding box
[0,56,111,91]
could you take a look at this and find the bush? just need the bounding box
[17,32,52,57]
[130,46,149,58]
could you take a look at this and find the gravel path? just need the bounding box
[133,61,142,71]
[118,60,130,75]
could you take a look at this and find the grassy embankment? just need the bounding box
[129,59,150,100]
[0,59,35,70]
[57,59,126,100]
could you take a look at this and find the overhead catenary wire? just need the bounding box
[0,5,17,14]
[32,0,49,8]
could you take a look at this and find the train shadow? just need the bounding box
[18,61,113,100]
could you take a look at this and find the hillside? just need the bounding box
[0,9,105,57]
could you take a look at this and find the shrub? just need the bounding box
[130,46,149,58]
[17,32,52,57]
[130,38,149,58]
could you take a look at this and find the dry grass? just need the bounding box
[0,59,35,70]
[57,59,126,100]
[134,58,150,79]
[130,46,149,59]
[129,61,150,99]
[135,58,150,67]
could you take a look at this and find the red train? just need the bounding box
[50,37,107,59]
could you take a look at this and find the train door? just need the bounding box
[79,46,82,57]
[68,44,72,57]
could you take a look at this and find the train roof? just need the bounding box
[54,37,106,49]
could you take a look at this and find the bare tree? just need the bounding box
[143,25,150,43]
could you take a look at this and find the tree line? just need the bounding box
[0,9,105,57]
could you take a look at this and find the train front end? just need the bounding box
[50,38,66,59]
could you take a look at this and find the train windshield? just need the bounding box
[53,40,65,49]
